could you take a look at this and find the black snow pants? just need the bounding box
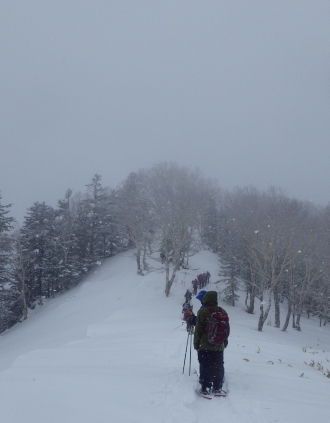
[198,350,224,391]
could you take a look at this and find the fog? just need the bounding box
[1,0,330,222]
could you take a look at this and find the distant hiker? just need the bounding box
[203,273,208,287]
[184,289,192,303]
[160,252,165,264]
[205,271,211,285]
[194,291,229,395]
[183,305,195,332]
[182,302,192,319]
[197,274,205,288]
[192,279,198,295]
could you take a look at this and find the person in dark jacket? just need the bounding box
[184,289,192,303]
[194,291,228,395]
[192,279,198,295]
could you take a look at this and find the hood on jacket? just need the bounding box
[196,290,207,303]
[202,291,218,305]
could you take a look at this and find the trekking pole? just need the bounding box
[174,322,184,330]
[182,331,190,374]
[188,329,193,376]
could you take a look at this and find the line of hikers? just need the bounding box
[181,285,230,396]
[191,271,210,295]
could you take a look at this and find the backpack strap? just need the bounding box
[205,304,217,314]
[205,304,223,313]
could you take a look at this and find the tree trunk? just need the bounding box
[274,287,280,328]
[164,255,181,297]
[136,247,142,274]
[246,277,256,314]
[292,307,296,328]
[21,272,28,320]
[258,290,272,331]
[142,245,148,271]
[262,291,272,326]
[245,290,249,309]
[281,300,292,332]
[165,260,170,296]
[165,269,177,297]
[248,290,255,313]
[295,313,302,331]
[257,292,264,331]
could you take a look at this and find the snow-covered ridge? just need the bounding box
[0,251,329,423]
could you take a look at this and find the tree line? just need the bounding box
[0,163,329,333]
[205,186,330,332]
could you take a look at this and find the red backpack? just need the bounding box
[183,309,194,322]
[205,306,230,345]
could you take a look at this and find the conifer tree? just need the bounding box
[72,175,121,272]
[0,193,16,332]
[0,192,15,233]
[55,189,82,290]
[219,255,240,306]
[20,202,57,304]
[200,184,221,252]
[9,229,31,321]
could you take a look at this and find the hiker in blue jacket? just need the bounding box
[196,290,206,307]
[188,290,206,327]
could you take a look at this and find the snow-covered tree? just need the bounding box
[54,189,83,290]
[117,171,154,274]
[219,254,240,306]
[20,202,57,304]
[0,194,16,332]
[69,175,124,275]
[199,183,222,252]
[147,163,202,296]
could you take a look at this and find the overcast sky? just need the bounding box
[1,0,330,222]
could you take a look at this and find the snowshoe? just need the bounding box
[195,388,212,400]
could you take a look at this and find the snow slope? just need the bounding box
[0,250,329,423]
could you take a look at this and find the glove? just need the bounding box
[224,339,228,348]
[194,344,199,351]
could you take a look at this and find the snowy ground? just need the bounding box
[0,250,329,423]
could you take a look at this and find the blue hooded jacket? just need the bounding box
[196,290,206,306]
[192,290,207,325]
